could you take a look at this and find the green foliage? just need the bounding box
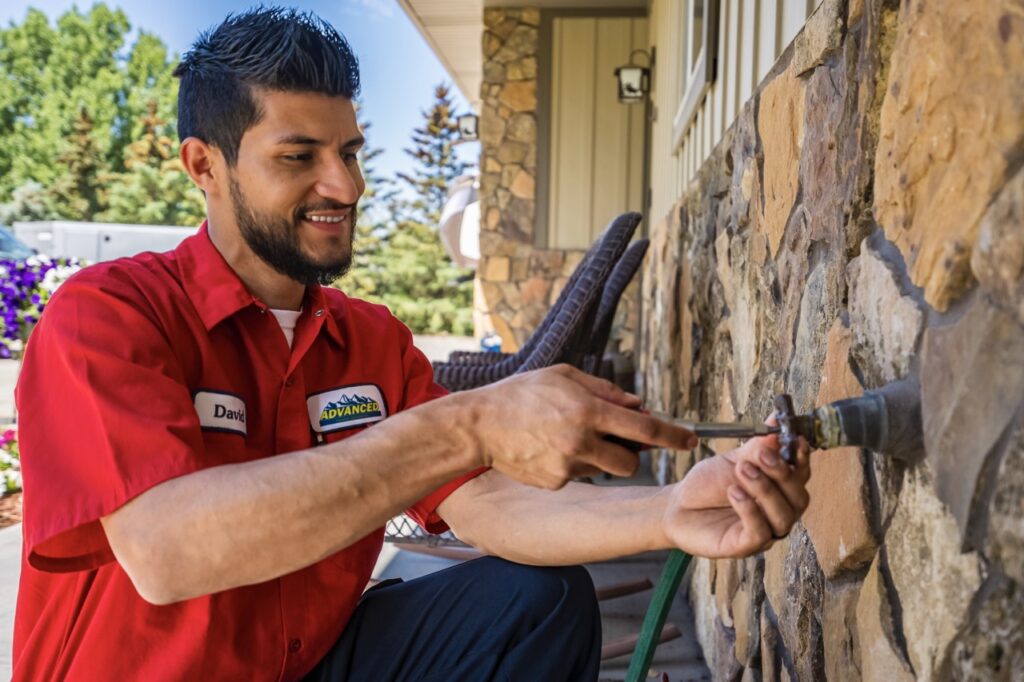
[0,6,474,335]
[0,5,199,225]
[342,86,474,336]
[396,84,470,225]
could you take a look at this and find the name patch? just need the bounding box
[307,384,388,433]
[194,390,247,436]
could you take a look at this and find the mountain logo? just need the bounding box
[307,384,388,434]
[319,393,382,427]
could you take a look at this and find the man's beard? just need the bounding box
[229,175,355,287]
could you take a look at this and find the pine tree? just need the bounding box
[100,100,205,226]
[337,86,474,335]
[397,84,470,225]
[47,107,107,220]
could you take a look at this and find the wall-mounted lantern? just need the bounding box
[457,113,479,141]
[614,50,652,104]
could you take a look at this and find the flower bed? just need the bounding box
[0,255,84,359]
[0,427,18,493]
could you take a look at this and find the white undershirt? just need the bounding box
[270,308,303,349]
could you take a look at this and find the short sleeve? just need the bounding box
[16,270,207,572]
[391,317,486,533]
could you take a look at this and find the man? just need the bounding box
[13,8,810,681]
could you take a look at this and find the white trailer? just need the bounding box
[13,221,198,262]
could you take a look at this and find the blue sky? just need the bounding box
[0,0,479,186]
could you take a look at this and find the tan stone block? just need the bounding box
[496,188,511,210]
[803,319,876,578]
[507,56,537,81]
[792,0,845,75]
[502,282,523,310]
[922,295,1024,538]
[490,309,519,352]
[500,163,521,190]
[732,581,753,664]
[497,141,529,164]
[491,17,518,41]
[519,276,550,305]
[484,157,501,174]
[821,582,860,682]
[483,8,504,29]
[499,81,536,112]
[715,558,740,628]
[847,240,924,384]
[509,170,535,200]
[483,33,502,59]
[756,65,805,258]
[971,163,1024,325]
[480,281,504,309]
[482,256,510,282]
[485,207,501,230]
[561,250,584,276]
[762,535,788,612]
[874,0,1024,311]
[479,110,506,147]
[520,8,540,26]
[855,556,915,682]
[886,469,983,676]
[482,59,506,85]
[547,276,567,305]
[510,257,529,281]
[712,372,740,455]
[507,113,536,144]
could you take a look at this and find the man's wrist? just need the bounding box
[438,390,490,471]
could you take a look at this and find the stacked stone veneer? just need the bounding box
[639,0,1024,679]
[476,7,639,354]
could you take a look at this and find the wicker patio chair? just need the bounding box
[581,238,649,376]
[432,212,642,392]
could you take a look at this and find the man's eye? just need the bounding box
[284,153,313,162]
[342,152,359,165]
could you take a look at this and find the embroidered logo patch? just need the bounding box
[194,390,247,436]
[307,384,388,433]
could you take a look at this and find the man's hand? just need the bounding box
[660,419,811,558]
[462,364,698,490]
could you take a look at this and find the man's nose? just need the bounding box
[314,157,361,204]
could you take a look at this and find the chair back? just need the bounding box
[582,238,649,375]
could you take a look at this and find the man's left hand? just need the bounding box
[660,420,811,558]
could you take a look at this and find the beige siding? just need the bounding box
[548,16,648,250]
[649,0,824,198]
[648,0,684,223]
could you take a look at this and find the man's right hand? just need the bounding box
[461,364,698,490]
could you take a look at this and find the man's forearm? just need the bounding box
[102,392,480,604]
[440,472,671,566]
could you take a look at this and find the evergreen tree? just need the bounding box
[100,100,205,226]
[338,86,474,335]
[397,84,469,224]
[47,107,107,221]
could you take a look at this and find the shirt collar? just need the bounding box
[176,221,346,348]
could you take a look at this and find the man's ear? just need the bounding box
[180,137,224,197]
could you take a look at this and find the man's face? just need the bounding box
[227,89,366,286]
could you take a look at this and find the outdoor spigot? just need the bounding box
[774,376,924,464]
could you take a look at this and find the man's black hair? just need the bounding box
[173,6,360,165]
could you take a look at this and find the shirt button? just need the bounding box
[285,377,294,387]
[289,638,302,653]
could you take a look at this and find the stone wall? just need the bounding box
[639,0,1024,679]
[476,7,639,355]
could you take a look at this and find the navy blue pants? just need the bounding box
[304,556,602,681]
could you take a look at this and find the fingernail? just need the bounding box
[729,485,749,501]
[687,436,700,449]
[760,449,779,468]
[741,462,760,479]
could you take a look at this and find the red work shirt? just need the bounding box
[13,224,481,680]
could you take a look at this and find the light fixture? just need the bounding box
[457,113,479,141]
[614,49,652,104]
